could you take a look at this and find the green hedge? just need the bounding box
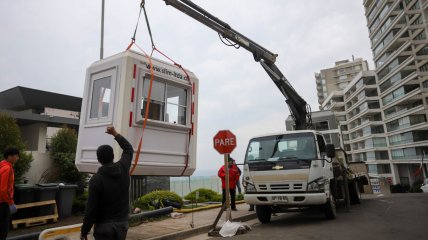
[72,191,88,214]
[134,190,183,210]
[185,188,244,203]
[185,188,222,203]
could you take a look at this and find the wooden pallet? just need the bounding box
[12,200,59,229]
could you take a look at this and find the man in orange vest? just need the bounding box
[218,156,240,211]
[0,147,19,240]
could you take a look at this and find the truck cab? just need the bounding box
[243,130,337,223]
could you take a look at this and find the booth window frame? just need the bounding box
[136,72,191,127]
[86,68,117,125]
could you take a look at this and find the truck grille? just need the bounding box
[257,183,305,192]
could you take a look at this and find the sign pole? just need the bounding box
[224,154,231,221]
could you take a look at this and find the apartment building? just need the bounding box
[285,110,342,147]
[363,0,428,185]
[316,58,369,108]
[323,71,391,173]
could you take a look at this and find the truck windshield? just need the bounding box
[245,133,317,162]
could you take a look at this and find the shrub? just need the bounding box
[134,190,183,210]
[50,127,87,187]
[185,188,222,203]
[0,112,33,183]
[73,191,88,213]
[237,193,244,201]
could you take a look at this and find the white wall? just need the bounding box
[24,152,53,184]
[20,123,54,184]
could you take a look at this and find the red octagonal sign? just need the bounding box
[213,130,237,154]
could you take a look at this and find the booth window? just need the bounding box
[141,78,187,125]
[90,77,111,119]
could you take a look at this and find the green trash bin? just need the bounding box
[56,184,78,218]
[35,184,59,216]
[13,184,36,219]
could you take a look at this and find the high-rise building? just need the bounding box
[315,58,369,108]
[361,0,428,185]
[323,71,386,167]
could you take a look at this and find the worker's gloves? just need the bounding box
[9,204,17,215]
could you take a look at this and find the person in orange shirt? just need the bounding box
[218,157,240,211]
[0,147,19,240]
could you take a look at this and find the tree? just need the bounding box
[0,112,33,183]
[50,127,87,185]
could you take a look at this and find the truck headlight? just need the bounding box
[244,182,256,193]
[307,178,325,192]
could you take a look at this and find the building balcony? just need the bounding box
[388,131,428,147]
[347,104,381,122]
[377,55,414,81]
[382,85,420,107]
[373,26,409,60]
[375,39,411,68]
[384,99,424,121]
[386,113,427,131]
[367,0,399,31]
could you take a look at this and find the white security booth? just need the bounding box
[75,50,198,176]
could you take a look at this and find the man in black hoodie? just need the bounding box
[80,126,134,240]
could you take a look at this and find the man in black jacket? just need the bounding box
[81,126,134,240]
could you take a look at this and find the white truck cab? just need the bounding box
[243,130,352,223]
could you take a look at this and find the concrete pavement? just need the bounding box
[127,203,256,240]
[7,203,256,240]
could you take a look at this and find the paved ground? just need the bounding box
[127,203,254,239]
[8,193,428,240]
[224,193,428,240]
[7,203,255,239]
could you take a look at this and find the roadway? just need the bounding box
[230,193,428,240]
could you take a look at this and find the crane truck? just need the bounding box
[163,0,368,223]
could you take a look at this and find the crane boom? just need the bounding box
[163,0,312,130]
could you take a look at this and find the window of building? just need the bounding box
[410,1,420,10]
[339,75,347,81]
[339,82,348,89]
[414,30,426,40]
[411,16,423,25]
[368,164,391,174]
[417,45,428,56]
[420,63,428,72]
[389,130,428,146]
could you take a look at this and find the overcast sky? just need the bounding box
[0,0,374,176]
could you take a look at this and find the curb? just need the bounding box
[174,200,246,213]
[147,212,257,240]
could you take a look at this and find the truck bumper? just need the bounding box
[244,192,327,206]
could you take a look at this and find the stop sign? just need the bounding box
[213,130,237,154]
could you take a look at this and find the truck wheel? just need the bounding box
[256,205,271,224]
[324,195,336,220]
[349,180,361,205]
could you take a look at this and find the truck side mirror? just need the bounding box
[325,144,335,158]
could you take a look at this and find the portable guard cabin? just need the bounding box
[75,50,198,176]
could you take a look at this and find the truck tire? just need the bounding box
[324,195,336,220]
[256,205,271,224]
[349,180,361,205]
